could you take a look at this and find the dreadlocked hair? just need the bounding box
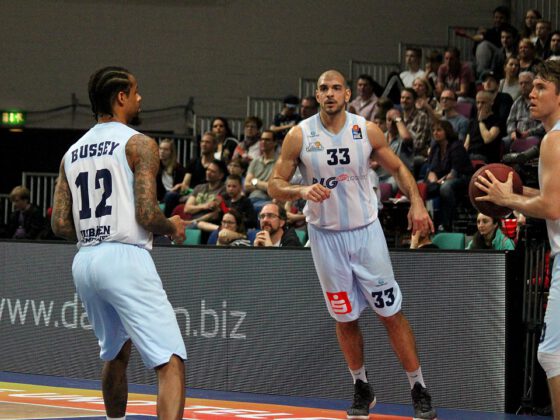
[88,66,132,120]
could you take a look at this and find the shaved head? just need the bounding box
[317,70,348,88]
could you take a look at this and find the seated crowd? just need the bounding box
[6,5,555,250]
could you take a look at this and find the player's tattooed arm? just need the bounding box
[51,159,78,241]
[128,134,175,236]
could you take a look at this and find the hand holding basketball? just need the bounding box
[468,163,523,218]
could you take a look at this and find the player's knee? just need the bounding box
[538,351,560,379]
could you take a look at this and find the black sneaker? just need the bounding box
[411,382,437,420]
[346,379,376,419]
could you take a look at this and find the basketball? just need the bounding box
[468,163,523,218]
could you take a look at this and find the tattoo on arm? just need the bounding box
[51,161,77,241]
[130,135,175,235]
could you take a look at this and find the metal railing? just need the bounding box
[0,194,11,226]
[21,172,58,218]
[246,96,284,131]
[447,26,479,64]
[150,133,195,167]
[398,42,449,69]
[348,60,400,86]
[298,77,317,99]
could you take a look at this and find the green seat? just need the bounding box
[295,229,308,245]
[183,228,202,245]
[431,232,465,250]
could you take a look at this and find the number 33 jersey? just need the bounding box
[298,112,378,231]
[64,122,152,249]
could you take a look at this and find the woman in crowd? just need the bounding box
[521,9,541,40]
[157,138,188,217]
[424,120,473,232]
[197,209,250,246]
[413,76,439,120]
[498,56,521,101]
[467,212,515,250]
[211,117,239,163]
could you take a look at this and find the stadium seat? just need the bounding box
[183,228,202,245]
[432,232,466,250]
[207,229,219,245]
[295,229,308,245]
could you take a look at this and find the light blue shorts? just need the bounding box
[540,257,560,354]
[308,219,402,322]
[72,242,187,369]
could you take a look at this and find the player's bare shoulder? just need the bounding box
[365,120,386,150]
[281,125,304,158]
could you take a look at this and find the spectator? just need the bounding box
[253,202,302,247]
[464,90,503,163]
[518,38,542,74]
[436,47,475,100]
[198,209,251,246]
[410,229,439,249]
[413,77,438,122]
[244,130,278,213]
[400,48,426,87]
[400,87,431,176]
[494,27,519,79]
[440,89,470,142]
[211,117,239,163]
[375,108,414,193]
[424,50,443,90]
[233,116,262,163]
[300,96,319,119]
[498,56,521,101]
[480,69,513,133]
[521,9,541,40]
[505,71,545,151]
[175,159,226,224]
[227,157,248,187]
[466,212,515,250]
[185,131,218,189]
[219,173,257,229]
[424,120,473,232]
[270,95,302,141]
[284,198,307,231]
[456,6,518,76]
[348,74,380,121]
[534,19,552,59]
[544,31,560,60]
[156,138,188,217]
[5,185,48,239]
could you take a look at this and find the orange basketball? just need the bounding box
[468,163,523,218]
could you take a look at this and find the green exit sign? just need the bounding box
[1,110,26,126]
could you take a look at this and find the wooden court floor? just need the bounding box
[0,371,552,420]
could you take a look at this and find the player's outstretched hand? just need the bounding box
[301,184,331,203]
[169,215,188,244]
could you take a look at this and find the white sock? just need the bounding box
[406,367,426,389]
[350,366,368,383]
[107,417,126,420]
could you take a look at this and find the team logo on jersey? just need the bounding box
[305,141,324,152]
[351,124,362,140]
[326,291,352,314]
[308,130,320,138]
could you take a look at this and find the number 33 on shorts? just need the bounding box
[371,287,395,308]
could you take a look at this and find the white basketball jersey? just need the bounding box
[64,122,152,249]
[541,120,560,256]
[299,112,378,230]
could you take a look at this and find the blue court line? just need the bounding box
[0,371,552,420]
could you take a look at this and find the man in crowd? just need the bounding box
[348,74,379,121]
[253,202,301,247]
[244,130,278,213]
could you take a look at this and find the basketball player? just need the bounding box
[51,67,188,420]
[268,70,436,420]
[475,59,560,419]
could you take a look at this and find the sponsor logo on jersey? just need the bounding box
[312,173,368,189]
[351,124,362,140]
[308,130,320,138]
[305,140,324,152]
[326,291,351,314]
